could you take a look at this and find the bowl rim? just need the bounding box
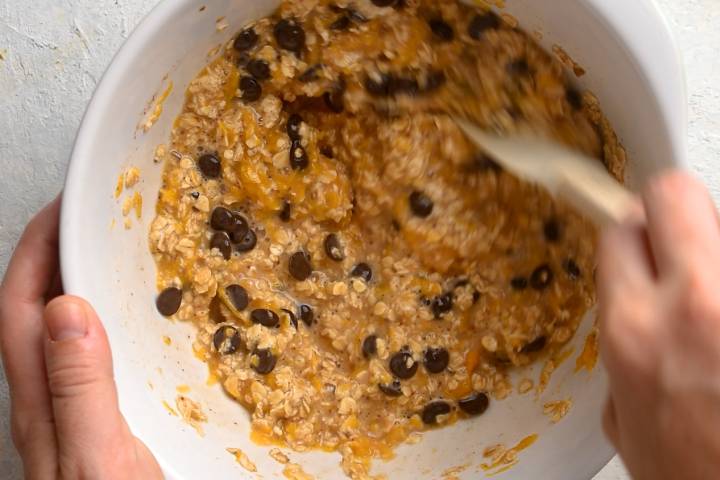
[60,0,687,478]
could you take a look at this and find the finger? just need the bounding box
[602,396,620,448]
[44,296,137,478]
[0,197,61,474]
[643,171,720,277]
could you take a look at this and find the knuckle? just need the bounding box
[46,349,107,399]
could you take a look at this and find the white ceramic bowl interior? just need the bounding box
[61,1,686,479]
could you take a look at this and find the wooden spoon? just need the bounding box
[454,118,634,225]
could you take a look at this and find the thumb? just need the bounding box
[43,295,135,477]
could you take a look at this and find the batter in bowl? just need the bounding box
[149,0,624,477]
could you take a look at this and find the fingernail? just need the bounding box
[46,300,88,341]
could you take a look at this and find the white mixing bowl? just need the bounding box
[61,1,687,478]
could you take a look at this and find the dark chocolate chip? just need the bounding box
[251,309,280,328]
[213,326,241,355]
[252,348,277,374]
[371,0,396,6]
[393,76,420,96]
[521,335,547,354]
[543,218,561,242]
[225,284,249,311]
[364,73,394,97]
[210,232,232,260]
[563,258,581,279]
[211,207,236,232]
[362,335,378,358]
[424,347,450,374]
[409,191,434,218]
[530,264,554,290]
[422,70,446,92]
[282,308,298,329]
[198,153,221,178]
[350,263,373,282]
[330,14,351,31]
[431,292,453,318]
[320,145,334,158]
[279,200,292,222]
[289,140,309,170]
[421,401,452,425]
[227,214,250,243]
[237,52,251,68]
[468,12,501,39]
[472,290,481,303]
[378,380,403,397]
[289,251,313,281]
[566,86,583,110]
[240,76,262,102]
[287,114,303,141]
[300,304,314,326]
[235,228,257,253]
[274,18,306,53]
[507,58,532,77]
[190,191,200,199]
[323,87,345,113]
[510,276,528,291]
[458,392,489,415]
[298,64,322,83]
[234,28,258,52]
[247,59,271,80]
[324,233,345,262]
[429,18,454,42]
[156,287,182,316]
[389,348,418,379]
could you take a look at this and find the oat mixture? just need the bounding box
[149,1,624,478]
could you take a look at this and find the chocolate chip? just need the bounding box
[530,264,554,290]
[543,218,561,242]
[409,191,434,217]
[323,83,345,113]
[235,228,257,253]
[290,140,309,170]
[251,309,280,328]
[371,0,396,6]
[156,287,182,316]
[190,191,200,199]
[521,335,547,354]
[287,114,303,141]
[282,308,298,329]
[393,76,420,96]
[424,347,449,374]
[467,152,501,173]
[247,59,271,80]
[421,401,451,425]
[468,12,501,39]
[507,58,532,77]
[198,153,221,178]
[299,304,314,326]
[289,251,313,280]
[279,200,292,222]
[458,392,489,415]
[240,76,262,102]
[362,335,378,358]
[210,207,236,232]
[324,233,345,262]
[298,64,322,83]
[472,290,481,303]
[210,232,232,260]
[364,73,394,97]
[330,14,351,31]
[378,380,403,397]
[563,258,581,279]
[510,276,528,290]
[566,86,583,110]
[429,18,454,41]
[320,145,334,158]
[252,348,277,374]
[431,292,453,318]
[236,52,251,68]
[227,214,250,243]
[422,69,446,92]
[213,326,241,355]
[234,28,258,52]
[350,263,372,282]
[389,348,418,379]
[225,284,249,311]
[274,18,306,53]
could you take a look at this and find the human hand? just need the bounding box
[0,197,162,480]
[598,172,720,480]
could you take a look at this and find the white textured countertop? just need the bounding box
[1,1,718,478]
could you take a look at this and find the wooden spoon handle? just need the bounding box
[557,169,635,225]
